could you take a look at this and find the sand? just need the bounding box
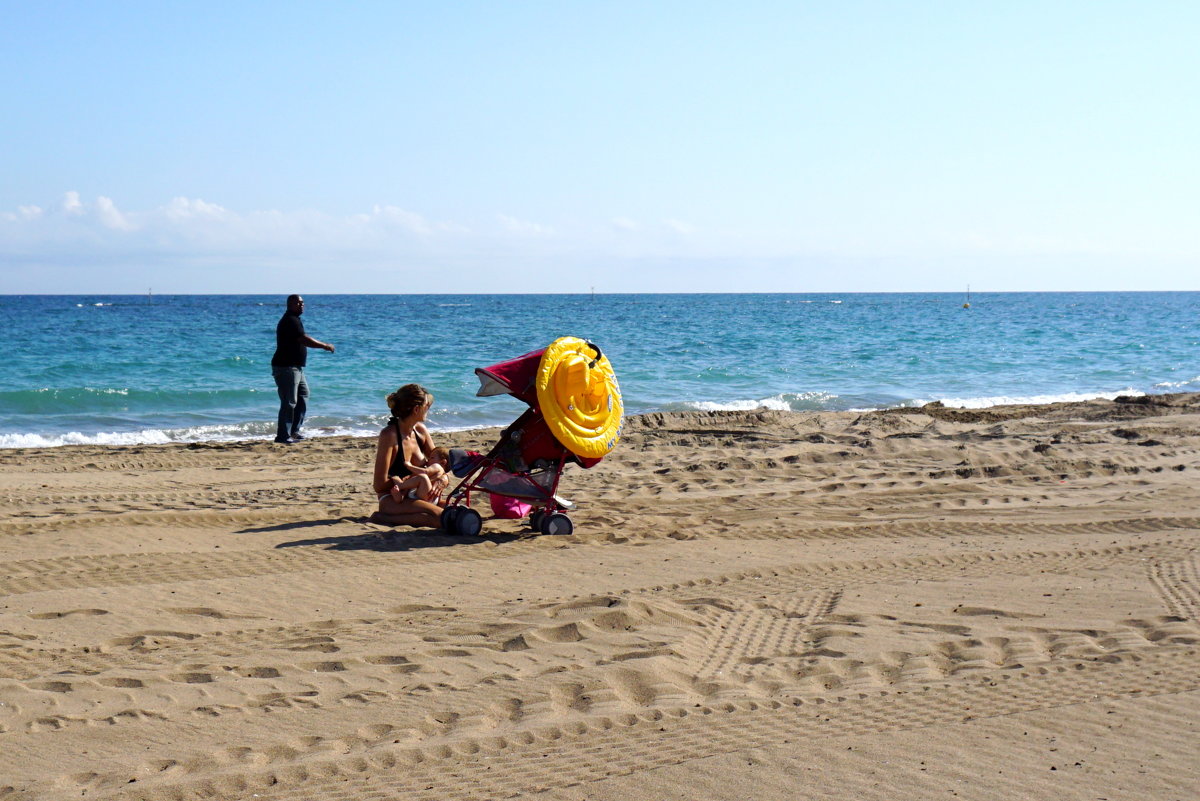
[2,394,1199,800]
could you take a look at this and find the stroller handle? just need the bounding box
[585,339,603,368]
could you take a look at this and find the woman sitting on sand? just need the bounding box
[371,384,449,529]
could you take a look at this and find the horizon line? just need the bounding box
[3,289,1199,297]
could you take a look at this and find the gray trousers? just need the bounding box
[272,366,309,440]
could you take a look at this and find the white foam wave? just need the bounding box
[1153,376,1200,389]
[932,388,1145,409]
[26,387,131,396]
[685,398,791,412]
[0,419,501,449]
[0,386,1163,448]
[678,392,837,412]
[677,387,1152,415]
[0,429,176,448]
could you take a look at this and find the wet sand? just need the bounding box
[2,394,1199,800]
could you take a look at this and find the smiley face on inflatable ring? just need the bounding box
[535,337,623,459]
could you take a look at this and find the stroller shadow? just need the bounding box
[271,520,533,552]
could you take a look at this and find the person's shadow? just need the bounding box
[236,517,530,551]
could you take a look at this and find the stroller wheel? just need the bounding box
[455,507,483,537]
[529,510,545,532]
[539,512,573,537]
[440,505,461,533]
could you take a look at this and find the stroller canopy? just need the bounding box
[474,347,545,405]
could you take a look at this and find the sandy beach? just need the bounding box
[2,394,1199,800]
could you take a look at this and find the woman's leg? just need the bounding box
[373,495,442,529]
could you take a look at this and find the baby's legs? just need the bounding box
[389,474,433,503]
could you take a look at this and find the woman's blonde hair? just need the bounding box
[386,384,432,419]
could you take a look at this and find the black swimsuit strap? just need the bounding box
[388,417,410,477]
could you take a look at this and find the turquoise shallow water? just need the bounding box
[1,292,1197,447]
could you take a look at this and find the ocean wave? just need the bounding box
[1153,376,1200,389]
[0,424,337,449]
[663,387,1152,416]
[0,418,503,449]
[31,386,131,395]
[0,386,263,414]
[0,429,178,448]
[671,392,840,413]
[932,389,1145,409]
[0,385,1168,449]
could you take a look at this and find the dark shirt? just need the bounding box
[271,312,307,367]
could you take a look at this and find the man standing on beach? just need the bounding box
[271,295,335,444]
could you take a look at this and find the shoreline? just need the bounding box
[2,390,1192,457]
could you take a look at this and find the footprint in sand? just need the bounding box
[27,608,109,620]
[165,607,265,620]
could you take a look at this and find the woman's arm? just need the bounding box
[373,429,400,495]
[415,422,436,455]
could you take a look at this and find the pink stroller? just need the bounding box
[440,339,620,537]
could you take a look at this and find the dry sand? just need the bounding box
[2,394,1199,800]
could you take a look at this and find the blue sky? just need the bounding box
[2,1,1197,293]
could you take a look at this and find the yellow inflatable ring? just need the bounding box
[536,337,623,459]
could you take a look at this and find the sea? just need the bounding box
[1,292,1197,449]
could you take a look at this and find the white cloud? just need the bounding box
[0,192,458,254]
[95,196,134,231]
[60,191,85,215]
[663,218,695,234]
[368,204,433,235]
[0,193,733,290]
[3,192,1190,293]
[497,213,552,236]
[164,196,231,221]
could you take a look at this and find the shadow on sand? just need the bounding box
[235,518,352,535]
[279,529,532,551]
[235,516,533,551]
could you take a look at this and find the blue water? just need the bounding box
[1,293,1197,448]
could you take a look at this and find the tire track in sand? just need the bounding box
[1149,555,1200,620]
[3,517,1196,599]
[73,647,1200,801]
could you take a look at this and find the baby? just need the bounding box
[390,447,451,505]
[428,446,451,472]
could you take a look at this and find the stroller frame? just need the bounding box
[441,411,573,537]
[441,420,584,539]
